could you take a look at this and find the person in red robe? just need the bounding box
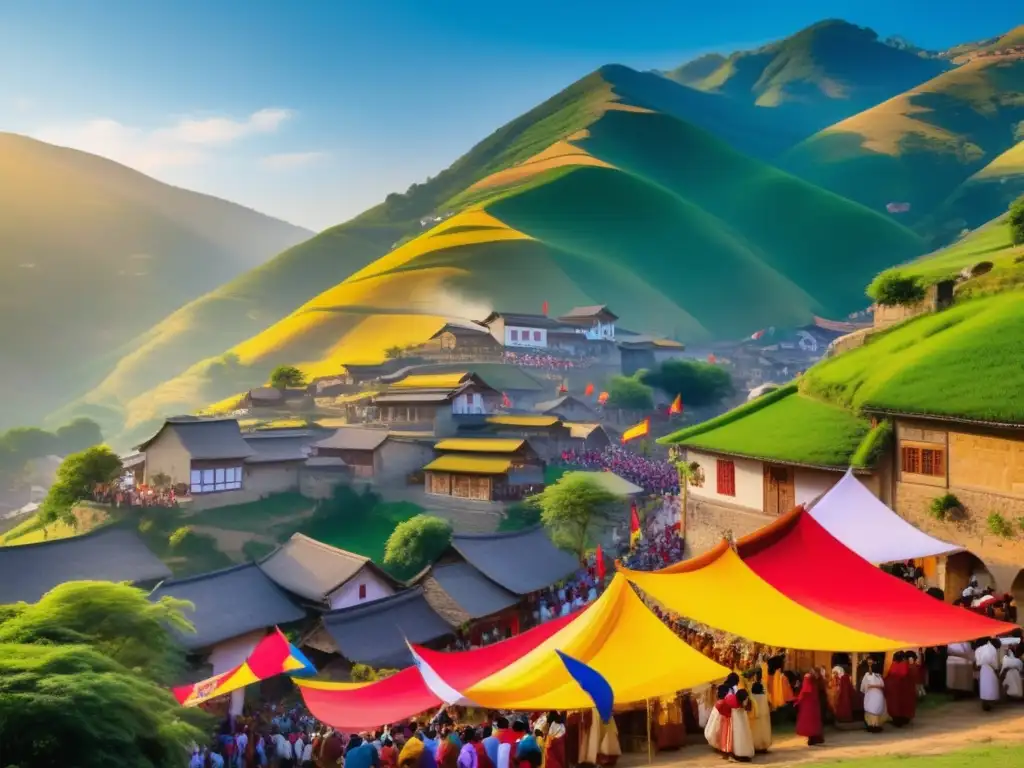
[795,672,825,746]
[542,712,567,768]
[885,652,917,727]
[830,666,856,726]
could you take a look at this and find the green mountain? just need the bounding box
[68,67,926,445]
[664,20,950,133]
[0,133,312,429]
[780,54,1024,235]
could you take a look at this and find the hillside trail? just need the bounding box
[620,700,1024,767]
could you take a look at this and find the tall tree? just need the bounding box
[269,364,306,389]
[39,445,123,527]
[383,514,452,579]
[530,472,622,558]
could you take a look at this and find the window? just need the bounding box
[190,469,202,494]
[190,466,242,493]
[901,445,945,477]
[533,330,541,342]
[716,459,736,497]
[358,583,367,600]
[510,329,518,341]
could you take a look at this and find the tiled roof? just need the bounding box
[137,417,254,460]
[314,427,390,452]
[450,526,578,595]
[259,534,395,603]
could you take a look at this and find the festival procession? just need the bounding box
[146,462,1023,768]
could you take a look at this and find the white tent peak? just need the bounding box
[806,468,961,563]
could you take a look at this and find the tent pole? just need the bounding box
[646,698,653,765]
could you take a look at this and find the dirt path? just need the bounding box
[620,701,1024,767]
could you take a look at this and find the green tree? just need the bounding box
[0,581,207,768]
[38,445,122,527]
[269,364,306,389]
[529,472,622,558]
[0,581,195,685]
[0,426,58,461]
[641,360,733,408]
[867,271,926,307]
[383,514,452,579]
[1010,194,1024,245]
[670,450,704,530]
[384,345,404,359]
[605,375,654,411]
[54,417,104,455]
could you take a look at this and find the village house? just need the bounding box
[0,527,171,605]
[423,437,544,501]
[369,372,501,433]
[663,385,891,551]
[454,413,609,460]
[480,311,565,350]
[378,363,547,410]
[533,394,598,422]
[259,533,402,609]
[413,321,504,361]
[618,336,687,375]
[310,427,434,483]
[149,563,307,716]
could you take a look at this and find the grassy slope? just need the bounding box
[781,56,1024,231]
[803,290,1024,424]
[665,20,949,132]
[660,384,875,467]
[800,745,1024,768]
[113,102,926,435]
[0,133,311,429]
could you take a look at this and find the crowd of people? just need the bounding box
[92,482,178,508]
[556,447,680,495]
[502,351,593,370]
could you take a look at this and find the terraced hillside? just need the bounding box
[781,55,1024,230]
[98,86,926,444]
[664,20,950,133]
[0,133,312,429]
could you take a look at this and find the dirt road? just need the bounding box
[621,700,1024,767]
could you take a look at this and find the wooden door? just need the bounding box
[763,465,794,516]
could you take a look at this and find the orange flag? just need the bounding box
[669,394,683,415]
[621,417,650,444]
[597,391,609,405]
[584,383,595,397]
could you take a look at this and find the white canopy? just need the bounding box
[807,468,961,563]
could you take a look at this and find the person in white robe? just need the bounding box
[703,674,738,753]
[859,660,887,733]
[976,638,1001,710]
[1001,646,1023,700]
[946,641,975,695]
[729,691,755,762]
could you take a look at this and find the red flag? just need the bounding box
[542,300,549,316]
[668,394,683,415]
[501,392,511,408]
[595,544,606,583]
[558,382,568,394]
[629,502,642,547]
[584,383,595,397]
[751,329,766,340]
[707,353,717,364]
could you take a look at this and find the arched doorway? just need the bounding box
[944,551,994,601]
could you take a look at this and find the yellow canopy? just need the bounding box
[461,573,729,709]
[620,545,904,651]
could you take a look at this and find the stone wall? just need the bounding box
[684,498,774,556]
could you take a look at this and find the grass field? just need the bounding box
[781,56,1024,231]
[661,384,877,467]
[799,744,1023,768]
[803,290,1024,424]
[301,500,421,566]
[0,504,111,546]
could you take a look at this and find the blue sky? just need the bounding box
[0,1,1017,231]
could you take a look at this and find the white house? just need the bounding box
[480,312,566,350]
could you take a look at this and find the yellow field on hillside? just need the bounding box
[469,134,615,192]
[973,141,1024,179]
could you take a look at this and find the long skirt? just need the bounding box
[1004,669,1023,699]
[750,696,772,752]
[703,708,722,751]
[947,659,974,693]
[730,712,755,759]
[717,716,733,756]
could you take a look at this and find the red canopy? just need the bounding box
[736,506,1014,646]
[299,611,581,729]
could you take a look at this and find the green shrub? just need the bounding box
[987,512,1014,539]
[168,526,192,549]
[867,271,926,307]
[929,493,961,521]
[1010,194,1024,246]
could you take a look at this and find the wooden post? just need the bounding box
[646,698,653,765]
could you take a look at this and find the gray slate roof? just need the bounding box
[314,427,390,452]
[0,527,171,604]
[150,563,305,651]
[428,562,518,619]
[450,526,578,595]
[480,312,566,330]
[321,587,451,667]
[243,434,312,464]
[533,395,595,415]
[373,391,454,404]
[259,534,395,603]
[138,417,254,460]
[559,304,617,321]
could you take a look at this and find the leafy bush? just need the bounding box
[168,526,192,549]
[929,493,961,521]
[987,512,1014,539]
[605,374,654,411]
[640,359,733,408]
[867,271,926,307]
[383,514,452,579]
[499,502,541,532]
[1010,194,1024,246]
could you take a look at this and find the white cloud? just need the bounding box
[31,108,294,173]
[260,151,327,170]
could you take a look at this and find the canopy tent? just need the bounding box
[173,628,315,706]
[296,612,581,730]
[807,468,961,562]
[622,508,1013,651]
[420,573,728,710]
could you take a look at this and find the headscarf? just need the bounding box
[399,736,426,768]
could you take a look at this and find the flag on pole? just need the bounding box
[621,417,650,444]
[597,391,609,405]
[501,392,511,408]
[558,381,568,394]
[751,329,766,341]
[556,650,614,723]
[584,383,595,397]
[542,300,549,316]
[629,502,642,548]
[595,544,606,583]
[668,394,683,415]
